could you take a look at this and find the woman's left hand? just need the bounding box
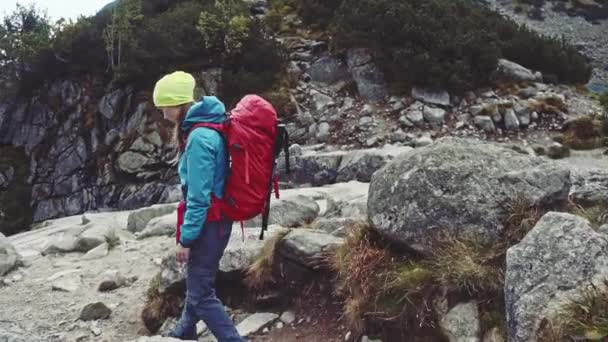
[176,246,191,264]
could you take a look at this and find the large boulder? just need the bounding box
[308,55,350,85]
[312,217,361,237]
[220,226,289,274]
[505,212,608,342]
[290,146,412,186]
[568,167,608,205]
[0,233,21,276]
[335,146,412,183]
[292,151,345,186]
[137,214,175,239]
[368,138,571,253]
[159,226,288,292]
[42,222,117,254]
[127,203,178,233]
[279,229,344,269]
[245,195,320,228]
[491,59,542,84]
[411,87,450,107]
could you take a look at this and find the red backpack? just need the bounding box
[176,95,290,242]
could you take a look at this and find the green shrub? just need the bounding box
[221,20,287,107]
[292,0,590,92]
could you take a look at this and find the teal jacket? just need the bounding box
[178,96,228,247]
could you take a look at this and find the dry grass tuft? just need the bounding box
[141,274,184,334]
[559,115,608,150]
[568,201,608,229]
[502,195,542,247]
[244,229,290,291]
[427,238,503,294]
[538,280,608,341]
[329,224,435,332]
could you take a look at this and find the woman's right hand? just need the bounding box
[176,246,190,264]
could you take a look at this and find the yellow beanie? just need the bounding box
[153,71,196,107]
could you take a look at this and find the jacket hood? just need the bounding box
[181,96,226,131]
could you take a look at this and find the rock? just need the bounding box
[390,129,408,143]
[51,271,83,292]
[402,102,425,125]
[292,151,345,186]
[311,90,334,111]
[368,138,571,253]
[517,110,531,127]
[569,168,608,205]
[312,217,360,236]
[159,185,182,204]
[159,226,288,292]
[440,302,480,342]
[546,142,570,159]
[411,88,450,107]
[530,111,539,122]
[79,302,112,321]
[137,214,175,239]
[280,311,296,325]
[335,146,412,183]
[399,115,414,128]
[483,327,504,342]
[506,212,608,342]
[308,56,350,85]
[346,48,388,101]
[423,107,447,124]
[414,135,434,147]
[236,313,279,337]
[246,195,319,228]
[391,100,405,112]
[98,88,126,120]
[221,226,289,273]
[0,234,21,276]
[127,203,178,233]
[130,137,155,154]
[117,151,151,174]
[77,224,117,252]
[81,242,109,260]
[42,227,83,255]
[491,59,541,83]
[280,229,344,268]
[316,122,331,142]
[469,105,484,116]
[98,270,133,292]
[474,116,495,132]
[503,109,520,131]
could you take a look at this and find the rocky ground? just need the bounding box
[0,181,369,342]
[4,137,608,341]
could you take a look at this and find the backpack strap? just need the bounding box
[260,123,290,240]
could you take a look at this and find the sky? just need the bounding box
[0,0,110,20]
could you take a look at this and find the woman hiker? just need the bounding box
[153,71,245,341]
